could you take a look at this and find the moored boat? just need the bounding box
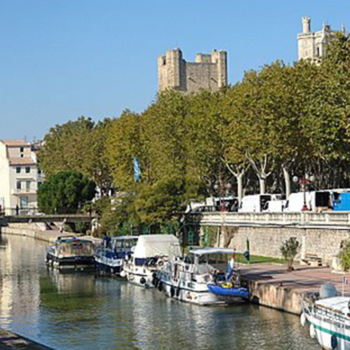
[95,235,138,275]
[156,247,249,306]
[122,234,181,287]
[301,283,350,350]
[46,236,95,270]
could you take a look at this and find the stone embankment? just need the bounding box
[0,222,101,244]
[0,328,53,350]
[240,263,350,315]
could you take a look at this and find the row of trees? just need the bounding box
[38,33,350,234]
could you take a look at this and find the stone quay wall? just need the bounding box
[194,212,350,266]
[212,225,350,265]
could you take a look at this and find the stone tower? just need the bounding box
[297,16,341,63]
[158,49,228,93]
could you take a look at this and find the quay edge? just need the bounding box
[0,328,53,350]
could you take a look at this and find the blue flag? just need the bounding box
[133,157,141,182]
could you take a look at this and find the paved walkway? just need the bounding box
[240,263,350,295]
[0,329,53,350]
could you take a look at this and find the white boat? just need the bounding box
[94,236,138,275]
[156,247,249,306]
[46,236,95,270]
[301,284,350,350]
[122,234,181,287]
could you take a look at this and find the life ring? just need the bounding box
[300,313,306,327]
[309,323,316,339]
[157,259,165,268]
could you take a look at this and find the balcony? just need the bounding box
[11,188,36,195]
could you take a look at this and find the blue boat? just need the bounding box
[207,284,249,303]
[95,236,138,275]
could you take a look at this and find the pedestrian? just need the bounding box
[15,204,19,216]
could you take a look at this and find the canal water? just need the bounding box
[0,235,320,350]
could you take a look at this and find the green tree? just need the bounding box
[280,237,301,272]
[38,171,96,214]
[339,240,350,271]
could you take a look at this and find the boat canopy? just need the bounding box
[316,296,350,314]
[133,234,181,259]
[190,248,238,256]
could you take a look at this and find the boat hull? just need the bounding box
[95,257,123,275]
[123,264,155,288]
[159,279,224,306]
[46,254,95,270]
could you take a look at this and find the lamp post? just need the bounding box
[214,181,232,212]
[292,175,315,211]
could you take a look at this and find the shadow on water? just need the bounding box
[0,235,320,350]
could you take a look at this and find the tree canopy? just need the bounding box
[38,171,96,214]
[38,33,350,234]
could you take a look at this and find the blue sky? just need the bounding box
[0,0,348,140]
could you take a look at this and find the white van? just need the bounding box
[284,191,332,212]
[238,194,272,212]
[263,200,287,212]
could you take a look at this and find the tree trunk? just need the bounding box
[283,166,291,198]
[259,178,266,194]
[237,173,244,204]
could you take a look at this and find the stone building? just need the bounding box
[158,49,227,93]
[297,16,344,63]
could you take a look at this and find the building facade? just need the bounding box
[297,16,343,63]
[0,140,43,214]
[158,49,227,93]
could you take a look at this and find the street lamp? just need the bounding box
[214,181,232,211]
[293,175,315,211]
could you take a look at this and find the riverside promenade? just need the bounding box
[0,329,53,350]
[240,263,350,315]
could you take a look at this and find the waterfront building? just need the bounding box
[297,16,345,63]
[158,48,227,93]
[0,139,44,214]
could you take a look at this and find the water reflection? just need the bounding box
[0,235,319,350]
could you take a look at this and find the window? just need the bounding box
[16,181,21,190]
[38,168,42,175]
[16,167,21,174]
[26,181,31,191]
[20,147,24,153]
[20,154,24,158]
[25,167,30,173]
[20,196,28,208]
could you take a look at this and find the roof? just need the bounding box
[316,296,349,314]
[9,157,36,166]
[190,247,237,256]
[1,139,29,147]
